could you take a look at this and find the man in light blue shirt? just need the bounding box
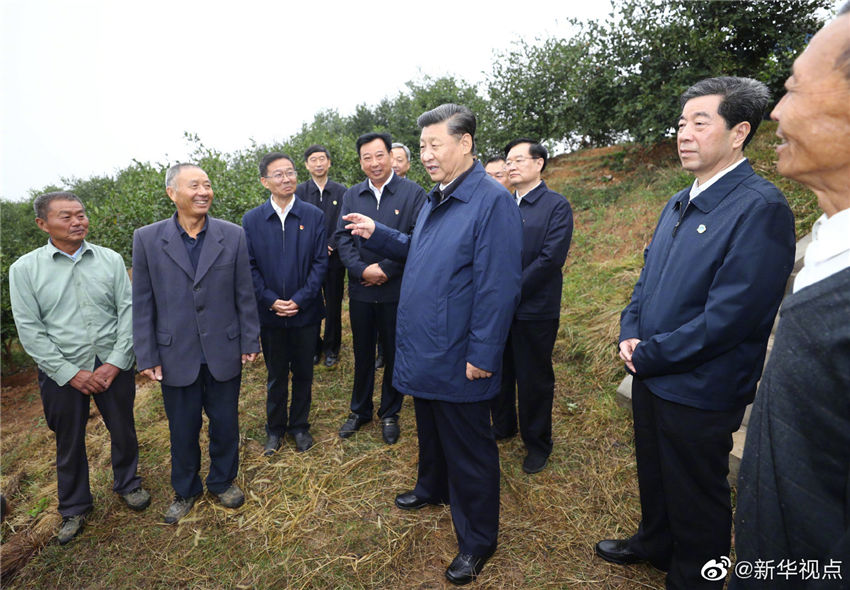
[9,191,150,545]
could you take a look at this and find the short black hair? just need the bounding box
[504,138,549,172]
[484,155,505,166]
[679,77,770,149]
[304,144,330,162]
[259,152,296,177]
[356,132,392,156]
[33,191,84,220]
[417,104,477,152]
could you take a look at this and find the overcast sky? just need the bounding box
[0,0,614,201]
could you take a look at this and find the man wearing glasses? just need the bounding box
[490,138,573,474]
[242,152,328,455]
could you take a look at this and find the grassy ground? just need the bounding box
[0,123,818,589]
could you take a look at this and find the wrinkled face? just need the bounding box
[359,138,393,186]
[167,167,213,217]
[419,121,471,185]
[677,94,747,183]
[305,151,331,179]
[484,160,510,189]
[505,143,544,190]
[37,199,89,246]
[261,157,298,199]
[391,147,410,177]
[771,16,850,192]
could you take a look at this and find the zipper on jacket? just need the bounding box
[672,199,688,237]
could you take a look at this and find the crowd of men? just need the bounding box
[8,6,849,586]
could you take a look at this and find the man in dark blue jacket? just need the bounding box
[491,138,573,474]
[342,104,522,586]
[295,145,347,368]
[594,78,796,590]
[335,132,426,445]
[242,152,328,455]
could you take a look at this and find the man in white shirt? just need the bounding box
[732,6,850,587]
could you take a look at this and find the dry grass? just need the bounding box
[3,127,816,588]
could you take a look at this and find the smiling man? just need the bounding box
[732,5,850,587]
[10,191,150,545]
[341,104,522,585]
[594,78,796,589]
[335,133,426,445]
[132,163,260,524]
[243,153,327,455]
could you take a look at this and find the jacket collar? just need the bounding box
[261,196,305,220]
[518,180,548,205]
[160,212,224,284]
[428,160,484,204]
[688,160,756,213]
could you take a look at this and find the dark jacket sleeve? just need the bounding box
[467,194,523,372]
[364,221,412,262]
[521,196,573,298]
[131,228,159,371]
[290,212,328,308]
[335,190,368,280]
[234,228,261,354]
[242,212,280,310]
[632,201,795,377]
[378,186,426,280]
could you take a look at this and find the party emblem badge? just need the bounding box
[395,209,400,215]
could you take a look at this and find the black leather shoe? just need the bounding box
[381,417,399,444]
[595,539,644,565]
[324,353,338,367]
[522,453,548,474]
[374,354,384,369]
[293,431,313,452]
[263,433,282,456]
[313,354,320,365]
[445,549,495,585]
[394,491,444,510]
[339,414,370,438]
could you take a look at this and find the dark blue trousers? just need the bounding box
[261,324,318,436]
[491,319,559,458]
[39,367,141,518]
[630,377,745,590]
[349,299,402,420]
[412,397,500,556]
[161,365,241,497]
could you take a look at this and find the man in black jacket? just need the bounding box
[295,145,347,368]
[490,139,573,474]
[335,132,426,444]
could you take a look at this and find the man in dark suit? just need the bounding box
[243,152,327,455]
[132,163,260,524]
[594,77,796,589]
[335,132,426,445]
[490,138,573,474]
[295,145,347,368]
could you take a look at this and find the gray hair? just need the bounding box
[391,142,411,161]
[165,163,202,190]
[33,191,84,220]
[417,103,477,152]
[679,77,770,149]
